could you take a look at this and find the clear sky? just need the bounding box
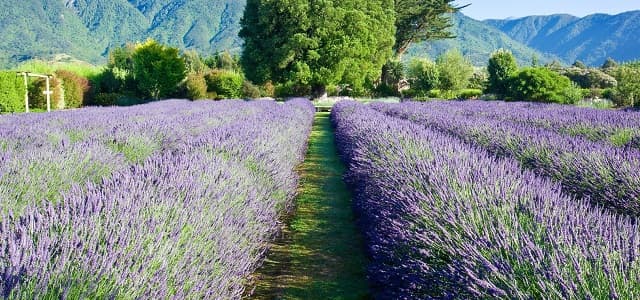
[455,0,640,20]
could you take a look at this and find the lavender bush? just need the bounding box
[374,101,640,216]
[333,101,640,299]
[0,99,314,298]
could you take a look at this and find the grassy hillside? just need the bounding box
[486,11,640,66]
[405,13,560,66]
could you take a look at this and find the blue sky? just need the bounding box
[455,0,640,20]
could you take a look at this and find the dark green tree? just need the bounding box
[602,57,618,70]
[487,49,518,96]
[240,0,395,97]
[132,39,186,100]
[393,0,464,57]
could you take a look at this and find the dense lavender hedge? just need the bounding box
[0,99,314,298]
[333,101,640,299]
[373,101,640,216]
[407,100,640,148]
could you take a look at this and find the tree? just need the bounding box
[132,39,186,100]
[240,0,395,97]
[613,62,640,107]
[572,60,587,69]
[407,58,440,93]
[602,57,618,70]
[393,0,464,57]
[436,49,474,91]
[486,49,518,96]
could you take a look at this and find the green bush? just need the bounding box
[92,93,121,106]
[487,49,518,96]
[560,67,617,89]
[0,71,26,113]
[507,67,577,104]
[56,70,90,108]
[436,49,474,92]
[407,58,440,93]
[242,81,261,99]
[29,77,63,110]
[132,39,187,100]
[205,70,243,99]
[612,62,640,107]
[185,74,208,100]
[458,89,483,100]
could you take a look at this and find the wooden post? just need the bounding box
[22,72,29,113]
[45,76,51,112]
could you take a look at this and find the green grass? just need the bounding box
[249,112,370,300]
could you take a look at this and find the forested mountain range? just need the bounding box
[0,0,638,67]
[485,10,640,66]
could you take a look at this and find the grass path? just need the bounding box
[248,112,370,300]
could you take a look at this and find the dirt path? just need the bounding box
[248,112,370,300]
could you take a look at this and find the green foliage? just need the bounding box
[15,59,103,80]
[612,62,640,107]
[92,93,121,106]
[28,77,63,110]
[240,0,395,97]
[407,58,440,93]
[132,39,186,100]
[560,67,617,89]
[458,88,483,99]
[185,74,208,100]
[55,70,90,108]
[393,0,462,56]
[436,49,474,91]
[182,50,208,75]
[572,60,587,69]
[0,71,26,113]
[379,59,405,96]
[205,70,243,99]
[602,57,619,70]
[487,49,518,96]
[507,67,578,104]
[242,81,261,99]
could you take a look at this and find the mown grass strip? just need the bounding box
[249,112,370,300]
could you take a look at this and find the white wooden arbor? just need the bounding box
[16,72,54,113]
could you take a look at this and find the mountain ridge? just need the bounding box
[0,1,638,68]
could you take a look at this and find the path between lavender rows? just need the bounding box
[248,112,371,299]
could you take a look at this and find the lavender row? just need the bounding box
[414,100,640,148]
[0,99,314,298]
[333,101,640,299]
[373,102,640,216]
[0,100,262,215]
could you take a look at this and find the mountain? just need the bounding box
[1,1,638,68]
[485,11,640,66]
[0,0,244,67]
[405,13,559,66]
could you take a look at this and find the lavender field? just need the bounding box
[333,101,640,299]
[0,99,314,298]
[2,98,640,299]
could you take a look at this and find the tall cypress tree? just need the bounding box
[240,0,395,97]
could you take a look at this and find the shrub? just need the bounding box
[261,81,276,98]
[205,70,243,99]
[29,77,63,110]
[185,74,208,100]
[407,58,440,93]
[458,89,483,100]
[0,71,26,113]
[242,81,261,99]
[487,49,518,96]
[507,67,576,104]
[612,62,640,107]
[560,67,617,89]
[92,93,122,106]
[436,49,474,92]
[56,70,90,108]
[132,39,187,100]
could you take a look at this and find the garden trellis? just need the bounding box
[16,71,53,112]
